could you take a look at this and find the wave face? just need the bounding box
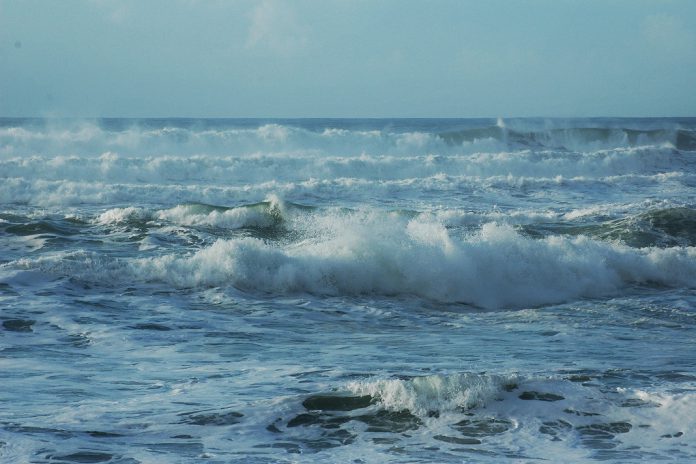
[2,117,696,463]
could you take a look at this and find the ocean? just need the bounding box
[1,117,695,463]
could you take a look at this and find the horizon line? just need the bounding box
[1,115,695,120]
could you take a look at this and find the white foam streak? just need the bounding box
[1,145,681,183]
[1,143,688,206]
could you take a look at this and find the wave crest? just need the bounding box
[346,373,519,415]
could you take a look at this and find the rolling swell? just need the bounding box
[522,207,696,247]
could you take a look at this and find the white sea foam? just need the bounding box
[346,373,518,416]
[618,389,696,445]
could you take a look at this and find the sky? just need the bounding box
[1,0,695,118]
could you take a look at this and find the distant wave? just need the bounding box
[439,126,696,152]
[1,119,694,158]
[0,122,466,157]
[1,145,691,206]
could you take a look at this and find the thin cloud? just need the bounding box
[88,0,132,24]
[246,0,308,55]
[643,14,696,58]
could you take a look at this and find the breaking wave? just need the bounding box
[127,222,696,308]
[8,210,696,309]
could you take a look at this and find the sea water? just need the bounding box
[1,117,695,463]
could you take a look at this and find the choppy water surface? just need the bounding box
[1,117,695,463]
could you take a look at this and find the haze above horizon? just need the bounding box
[1,0,695,118]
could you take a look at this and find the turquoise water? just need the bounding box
[1,118,695,463]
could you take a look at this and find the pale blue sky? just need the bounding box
[1,0,695,117]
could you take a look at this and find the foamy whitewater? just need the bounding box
[1,117,696,463]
